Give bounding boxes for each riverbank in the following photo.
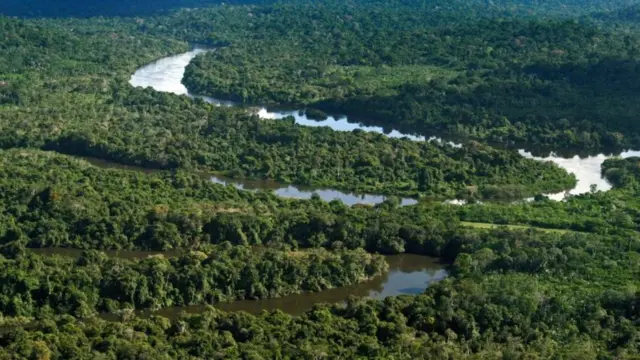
[128,48,581,204]
[14,247,447,321]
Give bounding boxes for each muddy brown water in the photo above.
[102,254,447,318]
[28,248,446,317]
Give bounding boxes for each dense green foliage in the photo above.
[0,1,639,359]
[0,245,386,317]
[1,148,639,358]
[602,157,640,188]
[0,149,488,260]
[2,0,638,18]
[1,228,638,358]
[0,17,575,200]
[181,3,640,150]
[0,149,457,253]
[0,0,269,17]
[444,156,640,239]
[591,3,640,25]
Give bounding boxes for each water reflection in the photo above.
[126,254,447,318]
[256,108,462,148]
[519,149,640,200]
[210,174,418,206]
[83,153,419,207]
[30,249,445,317]
[130,48,458,147]
[130,48,640,202]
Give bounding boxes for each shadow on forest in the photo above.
[312,56,640,157]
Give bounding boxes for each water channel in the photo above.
[128,48,438,206]
[31,247,446,317]
[130,48,640,204]
[72,48,636,317]
[13,47,630,323]
[150,254,447,317]
[519,149,640,201]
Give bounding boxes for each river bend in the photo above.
[130,48,640,204]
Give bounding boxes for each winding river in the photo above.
[154,254,447,317]
[20,48,629,321]
[130,48,422,206]
[130,48,640,205]
[33,247,446,317]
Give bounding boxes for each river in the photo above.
[519,149,640,201]
[149,254,446,317]
[30,247,446,317]
[130,48,640,204]
[82,157,419,206]
[15,48,621,322]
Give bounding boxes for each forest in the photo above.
[0,16,577,201]
[0,0,639,359]
[180,2,640,151]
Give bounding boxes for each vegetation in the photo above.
[1,146,639,358]
[0,0,271,17]
[446,156,640,238]
[591,3,640,26]
[459,221,573,234]
[0,148,545,253]
[0,16,575,200]
[0,0,639,359]
[0,244,386,317]
[1,227,638,358]
[180,3,640,151]
[2,0,638,18]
